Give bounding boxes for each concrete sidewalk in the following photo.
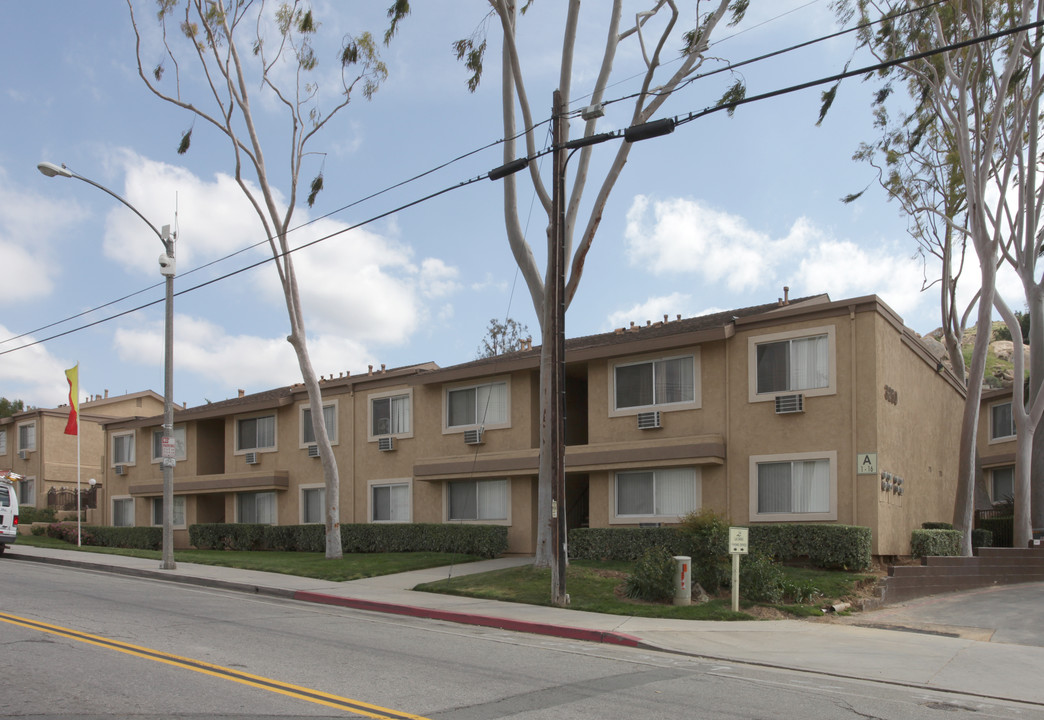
[7,544,1044,707]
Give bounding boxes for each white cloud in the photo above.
[0,325,78,407]
[624,196,813,291]
[606,292,693,330]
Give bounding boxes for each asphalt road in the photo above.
[2,561,1036,719]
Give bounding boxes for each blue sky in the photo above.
[0,2,1013,410]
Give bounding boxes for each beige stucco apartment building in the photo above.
[0,391,167,519]
[98,293,967,557]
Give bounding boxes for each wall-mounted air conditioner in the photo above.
[637,411,662,430]
[377,437,395,452]
[774,394,805,414]
[464,428,484,445]
[307,444,320,458]
[245,452,259,465]
[17,450,28,460]
[114,465,125,475]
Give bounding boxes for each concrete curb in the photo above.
[292,590,643,647]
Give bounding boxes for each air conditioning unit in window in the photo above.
[377,437,395,452]
[17,450,28,460]
[774,393,805,414]
[637,411,662,430]
[114,465,125,475]
[463,428,484,445]
[244,452,259,465]
[307,444,320,458]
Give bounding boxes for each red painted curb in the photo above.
[293,590,641,647]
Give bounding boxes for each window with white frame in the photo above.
[0,428,6,455]
[371,482,411,522]
[112,432,135,465]
[448,479,508,521]
[751,452,836,521]
[238,491,276,524]
[151,426,186,461]
[151,496,185,527]
[446,380,508,429]
[300,486,325,524]
[18,477,34,506]
[614,355,696,410]
[991,466,1014,503]
[237,415,276,452]
[990,402,1015,441]
[302,403,337,445]
[371,393,411,437]
[615,468,700,519]
[113,497,134,527]
[17,422,36,452]
[751,329,833,398]
[0,485,10,508]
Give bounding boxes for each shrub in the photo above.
[748,524,872,571]
[30,525,45,536]
[83,526,162,550]
[972,528,993,549]
[911,529,962,558]
[922,521,954,530]
[18,506,56,524]
[677,509,730,593]
[188,522,508,558]
[739,551,786,603]
[624,546,677,603]
[569,527,686,561]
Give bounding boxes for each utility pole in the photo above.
[550,89,568,606]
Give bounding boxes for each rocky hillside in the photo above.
[921,322,1029,389]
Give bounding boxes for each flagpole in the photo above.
[76,422,81,547]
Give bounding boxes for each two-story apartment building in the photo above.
[0,390,167,518]
[978,387,1018,505]
[101,293,967,556]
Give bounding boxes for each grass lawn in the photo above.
[15,534,480,582]
[414,559,878,621]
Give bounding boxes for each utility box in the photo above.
[673,555,691,606]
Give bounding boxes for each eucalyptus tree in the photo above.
[835,0,1043,550]
[447,0,751,567]
[128,0,394,559]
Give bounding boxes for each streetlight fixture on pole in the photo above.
[38,161,177,570]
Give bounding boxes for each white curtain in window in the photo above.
[477,383,508,425]
[172,496,186,526]
[0,429,6,454]
[256,491,276,524]
[389,483,410,521]
[617,471,654,515]
[19,424,35,451]
[114,498,134,527]
[114,435,134,464]
[790,335,828,391]
[654,468,698,515]
[476,479,507,520]
[655,357,694,405]
[792,459,830,512]
[390,395,411,434]
[256,416,276,448]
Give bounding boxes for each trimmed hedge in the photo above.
[189,522,508,558]
[972,528,994,549]
[911,529,962,558]
[44,523,161,550]
[570,523,873,572]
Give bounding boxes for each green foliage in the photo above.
[716,79,746,117]
[623,546,677,603]
[453,37,486,93]
[18,506,56,524]
[0,397,24,418]
[570,523,872,572]
[748,524,873,571]
[972,528,994,549]
[30,525,45,536]
[384,0,411,45]
[177,128,192,155]
[922,521,954,530]
[42,523,160,551]
[307,173,323,207]
[993,310,1030,344]
[189,522,508,558]
[677,509,730,592]
[739,551,786,603]
[477,317,531,358]
[911,529,962,558]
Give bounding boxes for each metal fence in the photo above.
[46,485,98,511]
[975,508,1014,548]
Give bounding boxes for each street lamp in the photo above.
[38,161,177,570]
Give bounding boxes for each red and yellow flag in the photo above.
[64,365,79,436]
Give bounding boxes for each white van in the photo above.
[0,479,18,554]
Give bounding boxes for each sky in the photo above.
[0,1,1024,411]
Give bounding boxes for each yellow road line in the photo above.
[0,611,430,719]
